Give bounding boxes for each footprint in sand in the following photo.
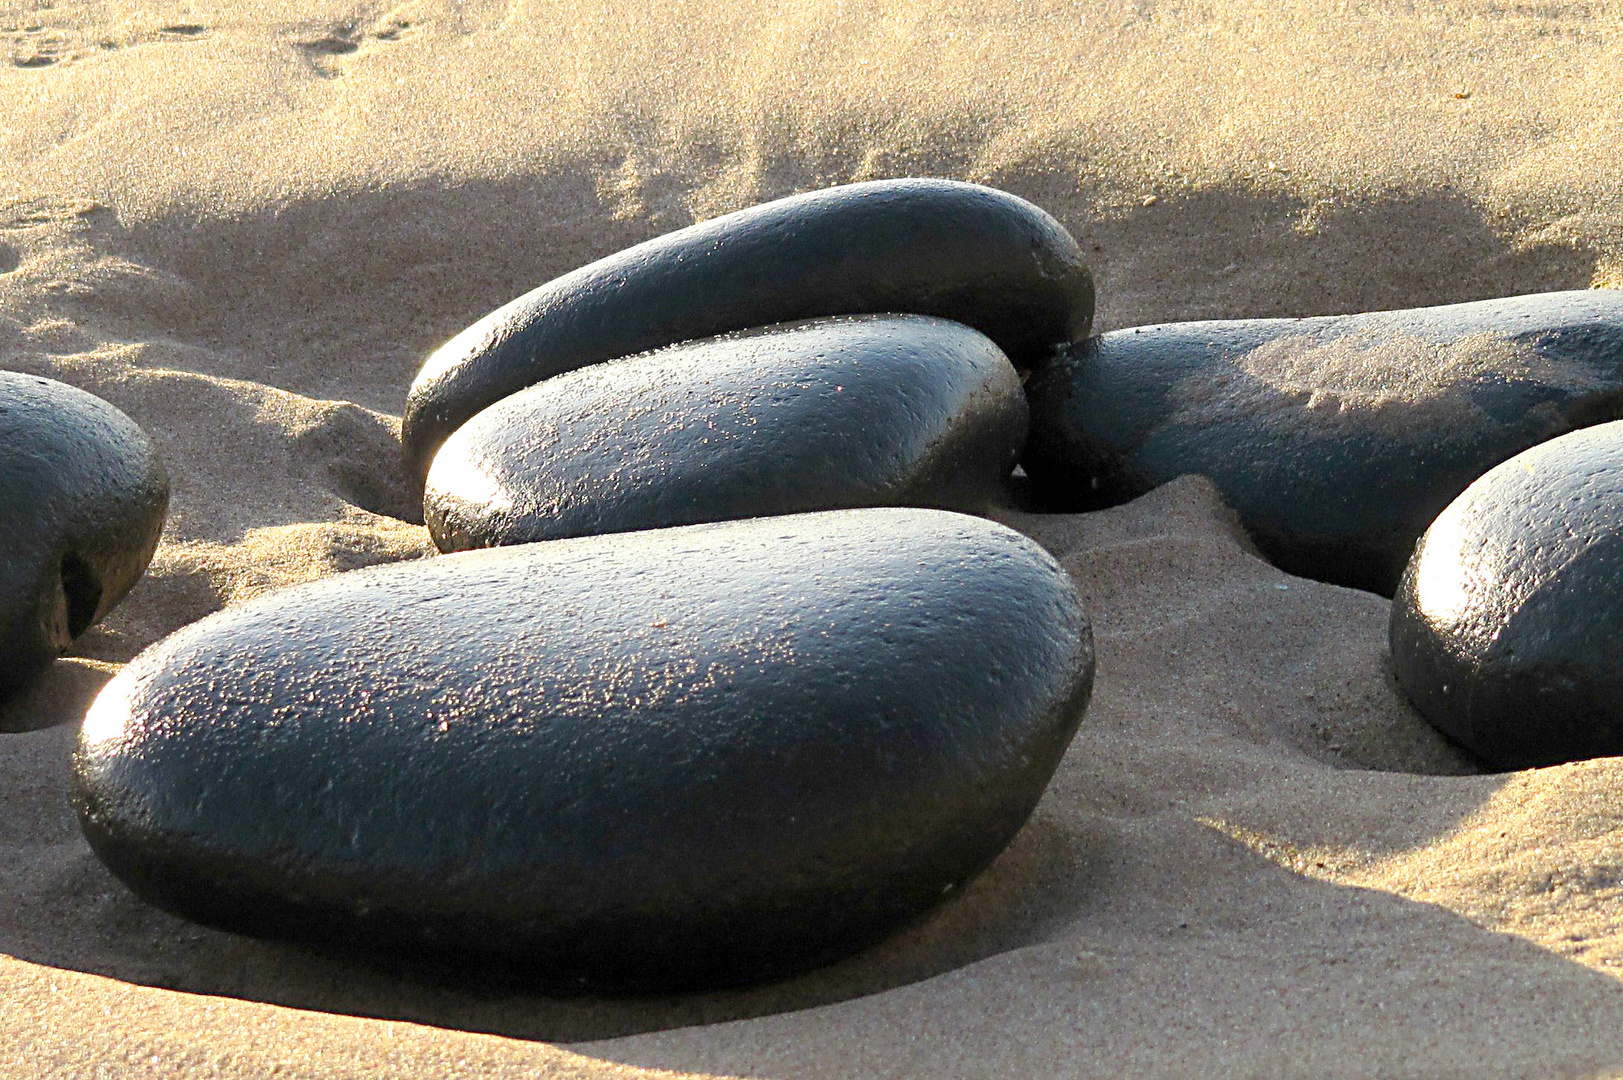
[8,30,62,68]
[297,29,360,57]
[294,15,415,77]
[0,200,115,268]
[6,20,206,67]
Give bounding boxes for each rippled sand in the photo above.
[4,0,1623,1075]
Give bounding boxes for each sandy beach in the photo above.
[4,0,1623,1075]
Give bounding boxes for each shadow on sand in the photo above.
[0,163,1618,1074]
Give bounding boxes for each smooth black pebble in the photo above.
[74,508,1095,990]
[0,372,168,699]
[1023,290,1623,594]
[402,178,1094,474]
[1391,420,1623,769]
[424,315,1028,552]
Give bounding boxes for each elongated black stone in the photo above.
[0,372,168,699]
[402,179,1094,474]
[424,315,1028,552]
[73,509,1094,991]
[1023,291,1623,594]
[1391,421,1623,769]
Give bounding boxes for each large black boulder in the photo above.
[74,508,1094,991]
[1023,290,1623,594]
[1391,420,1623,769]
[0,372,168,699]
[424,315,1028,552]
[402,178,1094,474]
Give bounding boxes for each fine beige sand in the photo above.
[5,0,1623,1075]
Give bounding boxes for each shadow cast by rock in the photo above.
[0,158,1612,1061]
[577,824,1623,1079]
[0,718,1109,1042]
[87,161,1601,420]
[0,658,114,734]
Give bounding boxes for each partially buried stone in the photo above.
[402,178,1094,474]
[73,508,1094,990]
[424,315,1028,552]
[1391,420,1623,770]
[1022,290,1623,594]
[0,372,168,700]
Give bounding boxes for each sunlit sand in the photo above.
[4,1,1623,1075]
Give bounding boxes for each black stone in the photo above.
[1023,291,1623,594]
[1391,421,1623,769]
[424,315,1028,552]
[74,508,1094,991]
[0,372,168,700]
[402,178,1094,475]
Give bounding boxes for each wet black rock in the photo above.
[0,372,169,700]
[1023,290,1623,594]
[402,178,1094,474]
[74,508,1094,990]
[424,315,1028,552]
[1391,421,1623,770]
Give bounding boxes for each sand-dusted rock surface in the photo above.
[0,371,168,699]
[424,316,1027,550]
[8,0,1623,1076]
[74,509,1094,991]
[1023,291,1623,594]
[401,178,1092,473]
[1393,420,1623,769]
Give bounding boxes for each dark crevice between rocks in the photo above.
[1562,387,1623,430]
[59,551,102,641]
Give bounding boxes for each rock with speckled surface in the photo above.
[1023,291,1623,594]
[424,315,1027,551]
[0,372,169,700]
[402,178,1094,474]
[1391,420,1623,769]
[73,508,1095,990]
